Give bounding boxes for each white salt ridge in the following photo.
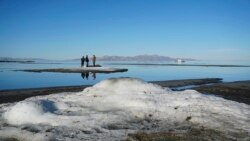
[24,67,128,73]
[60,67,126,71]
[0,78,250,141]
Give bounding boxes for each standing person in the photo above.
[86,55,89,67]
[92,55,96,67]
[81,56,85,67]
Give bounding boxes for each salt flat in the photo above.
[15,67,128,73]
[0,78,249,141]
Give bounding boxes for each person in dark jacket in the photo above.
[86,55,89,67]
[81,56,85,67]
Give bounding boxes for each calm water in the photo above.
[1,60,250,90]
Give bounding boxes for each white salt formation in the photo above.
[0,78,250,141]
[21,67,128,73]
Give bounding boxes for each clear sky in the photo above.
[0,0,249,60]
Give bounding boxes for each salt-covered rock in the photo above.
[0,78,249,140]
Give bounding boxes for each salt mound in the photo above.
[1,77,250,140]
[3,100,58,125]
[90,77,169,93]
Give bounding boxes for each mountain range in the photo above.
[1,55,195,62]
[75,55,195,61]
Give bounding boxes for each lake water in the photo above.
[1,60,250,90]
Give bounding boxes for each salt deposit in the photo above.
[0,77,249,141]
[19,67,128,73]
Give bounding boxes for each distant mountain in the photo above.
[98,55,172,61]
[1,55,196,62]
[72,55,195,61]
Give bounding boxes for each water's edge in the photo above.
[1,78,249,105]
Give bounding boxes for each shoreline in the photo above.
[108,63,250,67]
[0,78,249,104]
[194,80,250,104]
[0,78,221,104]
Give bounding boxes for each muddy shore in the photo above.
[0,78,249,105]
[194,80,250,104]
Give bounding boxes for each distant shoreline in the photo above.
[1,78,250,105]
[108,63,250,67]
[0,60,35,63]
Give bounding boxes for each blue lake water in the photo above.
[0,60,250,90]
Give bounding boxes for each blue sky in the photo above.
[0,0,249,60]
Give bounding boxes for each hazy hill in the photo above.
[1,55,196,62]
[73,55,195,61]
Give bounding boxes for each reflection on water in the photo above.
[1,60,250,90]
[92,73,96,80]
[80,72,97,80]
[81,72,88,80]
